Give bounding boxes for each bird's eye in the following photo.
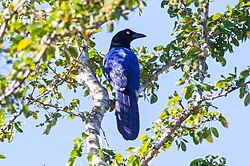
[126,31,130,35]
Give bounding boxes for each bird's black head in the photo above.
[109,29,146,50]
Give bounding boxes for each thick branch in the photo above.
[78,44,109,166]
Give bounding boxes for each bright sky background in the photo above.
[1,0,250,166]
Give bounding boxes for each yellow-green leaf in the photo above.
[212,13,222,21]
[205,134,213,143]
[138,134,148,141]
[38,87,45,94]
[17,39,31,51]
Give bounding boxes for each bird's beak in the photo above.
[132,32,146,40]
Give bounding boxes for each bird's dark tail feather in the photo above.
[115,90,139,141]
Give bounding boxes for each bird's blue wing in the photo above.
[104,48,128,91]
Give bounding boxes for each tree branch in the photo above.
[141,103,201,166]
[203,80,250,101]
[142,2,210,165]
[77,43,109,166]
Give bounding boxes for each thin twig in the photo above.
[203,80,250,101]
[100,127,109,148]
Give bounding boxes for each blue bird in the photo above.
[103,29,146,140]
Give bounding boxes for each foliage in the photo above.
[0,0,249,165]
[190,154,226,166]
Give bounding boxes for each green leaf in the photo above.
[150,93,158,104]
[43,123,52,135]
[32,112,38,120]
[82,132,88,140]
[180,141,186,151]
[23,105,30,118]
[231,37,239,47]
[244,93,250,106]
[0,154,6,159]
[68,46,78,58]
[114,153,123,163]
[185,84,196,100]
[240,69,249,79]
[239,86,246,99]
[66,157,76,166]
[219,114,229,128]
[154,45,163,51]
[87,153,93,162]
[190,158,203,166]
[161,0,167,8]
[212,13,222,21]
[211,127,219,138]
[223,20,233,28]
[162,141,172,151]
[14,123,23,133]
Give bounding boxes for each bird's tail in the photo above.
[115,90,139,140]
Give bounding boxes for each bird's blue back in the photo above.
[104,47,140,92]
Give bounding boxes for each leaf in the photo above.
[82,132,88,140]
[205,134,213,143]
[223,20,233,28]
[219,114,229,128]
[244,94,250,106]
[240,69,249,79]
[23,105,30,118]
[114,153,123,163]
[14,123,23,133]
[87,153,93,162]
[154,45,163,51]
[212,13,222,21]
[138,134,148,141]
[43,123,52,135]
[17,39,31,51]
[190,158,203,166]
[38,86,45,95]
[239,86,246,99]
[231,37,239,47]
[68,46,78,58]
[150,94,158,104]
[180,141,187,151]
[0,154,6,159]
[211,127,219,138]
[66,157,76,166]
[185,84,196,100]
[161,0,167,8]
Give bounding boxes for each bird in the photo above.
[103,29,146,140]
